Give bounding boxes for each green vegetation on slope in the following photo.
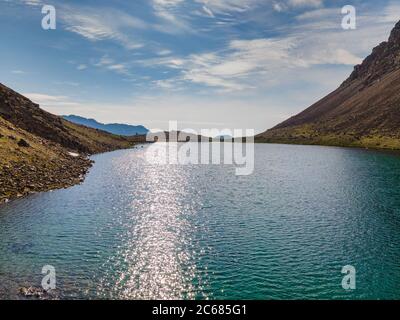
[61,119,134,154]
[256,123,400,150]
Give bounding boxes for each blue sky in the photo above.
[1,0,399,133]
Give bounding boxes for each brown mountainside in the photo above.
[256,20,400,149]
[0,83,141,202]
[0,83,135,154]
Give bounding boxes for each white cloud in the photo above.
[296,7,338,21]
[24,93,68,102]
[194,0,322,15]
[19,0,42,6]
[273,2,285,12]
[379,2,400,23]
[11,70,26,74]
[77,64,87,70]
[11,0,400,131]
[153,0,184,6]
[151,0,195,34]
[177,38,297,90]
[143,2,400,93]
[137,56,185,69]
[96,56,115,66]
[60,6,146,50]
[150,32,361,92]
[288,0,323,8]
[202,5,215,17]
[59,1,196,47]
[195,0,261,15]
[107,64,129,74]
[24,93,79,107]
[271,0,323,13]
[93,55,130,75]
[157,49,173,56]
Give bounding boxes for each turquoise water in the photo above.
[0,143,400,299]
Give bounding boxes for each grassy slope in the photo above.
[255,125,400,150]
[0,116,60,167]
[0,116,89,201]
[256,21,400,150]
[256,67,400,151]
[256,69,400,150]
[61,119,134,154]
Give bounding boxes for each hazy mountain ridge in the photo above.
[63,115,149,136]
[256,20,400,150]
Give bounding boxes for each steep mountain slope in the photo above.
[0,84,134,154]
[63,115,148,136]
[256,20,400,149]
[0,83,139,202]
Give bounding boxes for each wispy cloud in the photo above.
[288,0,323,8]
[19,0,42,6]
[107,64,129,74]
[272,0,324,12]
[194,0,259,14]
[179,38,295,91]
[201,5,215,17]
[151,0,195,33]
[143,2,400,92]
[157,49,173,56]
[5,0,400,132]
[380,2,400,23]
[150,33,360,91]
[93,55,130,75]
[24,93,79,107]
[60,6,146,50]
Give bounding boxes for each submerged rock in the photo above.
[19,287,46,298]
[18,286,59,300]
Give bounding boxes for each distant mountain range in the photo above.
[256,20,400,150]
[63,115,149,136]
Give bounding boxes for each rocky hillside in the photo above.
[256,20,400,150]
[0,84,136,154]
[0,83,140,202]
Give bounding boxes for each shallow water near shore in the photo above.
[1,143,400,299]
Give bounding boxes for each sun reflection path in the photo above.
[98,144,205,300]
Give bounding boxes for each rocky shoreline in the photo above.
[0,152,93,204]
[1,83,146,205]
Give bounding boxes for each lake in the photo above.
[1,143,400,299]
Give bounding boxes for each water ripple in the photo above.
[0,144,400,299]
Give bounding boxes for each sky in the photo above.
[0,0,400,133]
